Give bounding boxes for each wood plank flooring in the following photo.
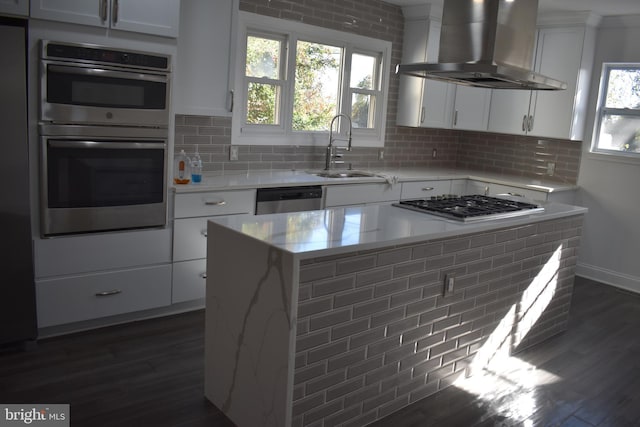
[1,277,639,427]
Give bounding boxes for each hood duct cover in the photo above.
[396,0,567,90]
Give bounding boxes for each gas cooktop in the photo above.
[392,195,544,222]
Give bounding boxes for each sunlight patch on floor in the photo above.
[454,244,565,424]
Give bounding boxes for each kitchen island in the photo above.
[204,202,586,427]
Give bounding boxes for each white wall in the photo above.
[576,15,640,292]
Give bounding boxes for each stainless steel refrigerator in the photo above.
[0,17,37,346]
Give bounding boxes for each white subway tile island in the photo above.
[204,202,586,427]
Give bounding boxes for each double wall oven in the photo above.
[39,40,171,236]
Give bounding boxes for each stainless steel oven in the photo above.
[40,40,170,127]
[40,125,168,236]
[38,40,171,237]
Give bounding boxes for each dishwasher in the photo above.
[255,186,324,214]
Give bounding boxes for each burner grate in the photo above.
[393,195,544,222]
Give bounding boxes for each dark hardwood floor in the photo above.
[1,277,639,427]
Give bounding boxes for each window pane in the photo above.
[246,36,281,79]
[605,69,640,109]
[351,93,374,128]
[598,114,640,153]
[351,53,377,90]
[293,41,342,131]
[247,82,280,125]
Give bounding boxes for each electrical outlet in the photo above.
[443,273,455,296]
[378,149,384,160]
[547,162,555,176]
[230,146,239,161]
[432,148,437,159]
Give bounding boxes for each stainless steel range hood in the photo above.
[396,0,567,90]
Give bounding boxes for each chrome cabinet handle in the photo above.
[201,230,208,238]
[421,187,435,192]
[484,186,490,196]
[204,200,226,206]
[200,273,207,279]
[522,115,527,132]
[420,107,426,124]
[95,289,122,297]
[228,90,234,112]
[453,110,458,126]
[100,0,108,22]
[112,0,119,24]
[528,115,534,132]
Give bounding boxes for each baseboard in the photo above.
[576,262,640,294]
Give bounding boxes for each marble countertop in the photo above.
[174,167,578,194]
[209,201,587,259]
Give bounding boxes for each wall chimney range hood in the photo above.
[396,0,567,90]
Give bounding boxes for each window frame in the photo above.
[231,11,391,148]
[591,62,640,159]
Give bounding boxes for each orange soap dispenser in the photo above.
[173,149,191,185]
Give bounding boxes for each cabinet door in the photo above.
[529,27,585,139]
[30,0,108,28]
[172,259,207,304]
[174,0,234,115]
[396,17,428,127]
[420,80,455,129]
[0,0,29,16]
[112,0,180,38]
[487,89,532,135]
[324,183,401,207]
[453,86,491,131]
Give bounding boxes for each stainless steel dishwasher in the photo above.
[255,186,324,214]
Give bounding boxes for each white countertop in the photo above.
[173,167,577,194]
[209,201,587,259]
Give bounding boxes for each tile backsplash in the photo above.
[174,115,581,184]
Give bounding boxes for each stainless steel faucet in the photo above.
[325,114,352,170]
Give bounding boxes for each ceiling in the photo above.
[383,0,640,17]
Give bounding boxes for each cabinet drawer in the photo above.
[35,227,171,278]
[466,181,547,202]
[36,264,172,328]
[174,190,256,218]
[324,183,401,207]
[173,217,218,261]
[400,180,452,200]
[172,259,207,304]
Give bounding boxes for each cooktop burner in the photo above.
[392,195,544,222]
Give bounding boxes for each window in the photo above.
[592,64,640,156]
[232,12,391,147]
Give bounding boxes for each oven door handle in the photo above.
[48,141,167,150]
[46,64,168,83]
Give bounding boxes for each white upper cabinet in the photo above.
[452,85,492,131]
[397,4,490,132]
[488,13,599,140]
[396,4,455,129]
[30,0,180,38]
[173,0,236,116]
[0,0,29,17]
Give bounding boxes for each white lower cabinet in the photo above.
[324,183,402,207]
[465,180,548,202]
[172,189,256,304]
[36,264,172,328]
[400,180,452,200]
[172,259,207,304]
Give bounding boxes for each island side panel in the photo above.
[292,215,584,427]
[205,221,298,427]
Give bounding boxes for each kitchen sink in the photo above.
[312,170,377,178]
